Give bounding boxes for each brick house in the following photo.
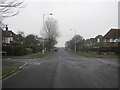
[103,28,120,47]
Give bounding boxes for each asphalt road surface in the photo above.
[2,48,118,88]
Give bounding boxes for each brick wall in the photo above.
[102,42,119,47]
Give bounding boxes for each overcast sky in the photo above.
[4,0,119,47]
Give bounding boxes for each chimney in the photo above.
[6,25,8,31]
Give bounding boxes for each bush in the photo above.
[78,47,120,55]
[2,44,43,56]
[2,45,26,56]
[2,45,14,56]
[14,46,26,56]
[30,45,42,53]
[25,48,33,54]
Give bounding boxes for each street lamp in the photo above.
[42,13,53,54]
[70,29,76,52]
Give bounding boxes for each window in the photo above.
[104,39,106,42]
[10,33,12,36]
[97,38,100,42]
[110,38,114,42]
[114,38,118,42]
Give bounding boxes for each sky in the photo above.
[4,0,119,47]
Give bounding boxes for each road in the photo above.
[2,48,118,88]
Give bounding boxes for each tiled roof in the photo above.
[104,29,120,38]
[2,30,16,37]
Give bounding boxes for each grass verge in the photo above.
[111,55,120,58]
[33,51,54,58]
[2,63,19,79]
[2,51,54,59]
[76,52,96,57]
[70,50,119,58]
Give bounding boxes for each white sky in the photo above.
[4,0,119,47]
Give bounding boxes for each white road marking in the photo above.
[19,63,28,69]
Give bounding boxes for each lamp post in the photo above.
[70,29,76,52]
[42,13,53,54]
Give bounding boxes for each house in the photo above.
[2,25,14,44]
[85,35,103,48]
[2,25,24,45]
[103,28,120,47]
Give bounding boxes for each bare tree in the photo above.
[41,18,60,51]
[0,0,24,28]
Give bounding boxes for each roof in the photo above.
[2,30,16,37]
[104,29,120,38]
[14,34,24,41]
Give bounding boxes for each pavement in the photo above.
[2,48,118,88]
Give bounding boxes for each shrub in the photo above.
[2,45,14,56]
[2,44,43,56]
[14,46,26,56]
[30,45,42,53]
[78,47,119,55]
[25,48,33,54]
[2,45,26,56]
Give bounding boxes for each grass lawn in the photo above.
[2,63,19,79]
[33,51,53,58]
[76,52,97,57]
[111,55,120,58]
[2,51,54,59]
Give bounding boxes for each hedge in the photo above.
[78,47,120,54]
[2,44,43,56]
[2,45,26,56]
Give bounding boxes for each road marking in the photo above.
[34,63,41,65]
[19,63,28,69]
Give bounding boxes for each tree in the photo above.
[0,0,24,28]
[24,34,39,46]
[41,18,60,51]
[65,34,84,51]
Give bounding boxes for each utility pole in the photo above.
[75,29,76,52]
[70,29,77,52]
[42,13,53,54]
[42,14,45,54]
